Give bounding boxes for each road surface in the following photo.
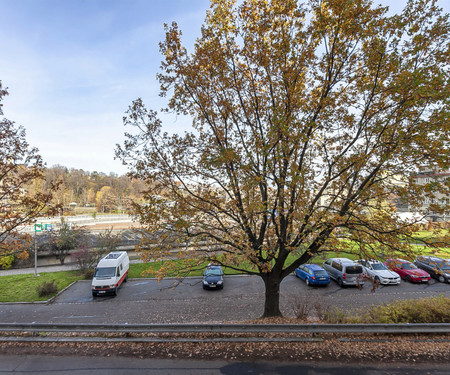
[0,274,448,323]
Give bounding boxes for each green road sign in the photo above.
[34,224,43,232]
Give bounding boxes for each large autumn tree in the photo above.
[117,0,449,317]
[0,81,58,265]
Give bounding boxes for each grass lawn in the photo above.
[128,259,245,279]
[0,271,84,303]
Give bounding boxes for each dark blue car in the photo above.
[202,265,224,290]
[295,264,330,286]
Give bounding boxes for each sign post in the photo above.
[34,223,43,276]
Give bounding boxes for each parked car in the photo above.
[295,264,330,286]
[202,265,224,290]
[91,251,129,297]
[414,256,450,283]
[322,258,365,287]
[384,259,430,283]
[355,259,400,285]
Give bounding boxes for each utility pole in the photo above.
[34,223,42,276]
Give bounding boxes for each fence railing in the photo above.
[1,322,449,334]
[18,215,135,233]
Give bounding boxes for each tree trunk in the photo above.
[262,273,282,318]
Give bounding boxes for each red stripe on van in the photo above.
[115,270,129,287]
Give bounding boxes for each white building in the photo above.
[413,168,450,222]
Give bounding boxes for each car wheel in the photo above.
[124,274,128,283]
[438,275,445,283]
[305,278,310,286]
[92,292,97,298]
[374,276,380,284]
[113,288,118,296]
[337,278,343,287]
[406,275,411,283]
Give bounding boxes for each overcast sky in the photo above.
[0,0,448,175]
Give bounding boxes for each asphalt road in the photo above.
[1,355,449,375]
[1,274,449,323]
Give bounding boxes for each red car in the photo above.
[384,259,431,283]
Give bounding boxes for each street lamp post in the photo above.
[34,223,42,276]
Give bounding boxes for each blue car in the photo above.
[295,264,330,286]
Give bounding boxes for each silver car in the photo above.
[322,257,365,287]
[355,259,400,285]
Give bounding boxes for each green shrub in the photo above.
[317,296,450,324]
[361,295,450,323]
[36,281,58,297]
[0,254,15,270]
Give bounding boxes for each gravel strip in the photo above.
[0,333,448,363]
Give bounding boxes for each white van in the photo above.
[91,251,129,297]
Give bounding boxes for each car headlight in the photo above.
[110,284,116,288]
[203,280,208,285]
[217,281,223,285]
[411,275,419,278]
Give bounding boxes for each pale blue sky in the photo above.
[0,0,448,175]
[0,0,210,174]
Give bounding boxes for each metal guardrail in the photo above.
[1,322,449,334]
[1,323,449,344]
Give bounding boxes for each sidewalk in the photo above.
[0,263,78,277]
[0,258,143,277]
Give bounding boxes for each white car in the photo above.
[356,259,401,285]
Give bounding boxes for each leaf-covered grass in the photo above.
[128,259,244,278]
[0,271,83,303]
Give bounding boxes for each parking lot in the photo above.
[1,274,448,324]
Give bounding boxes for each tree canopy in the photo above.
[0,81,59,264]
[117,0,449,317]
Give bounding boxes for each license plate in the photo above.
[209,285,216,288]
[320,278,326,280]
[99,291,106,294]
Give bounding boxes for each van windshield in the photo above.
[94,267,116,278]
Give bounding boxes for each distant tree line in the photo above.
[28,165,147,214]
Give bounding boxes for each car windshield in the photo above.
[402,263,417,270]
[345,266,362,274]
[437,261,450,271]
[94,267,116,278]
[205,268,222,276]
[314,270,328,277]
[371,263,388,271]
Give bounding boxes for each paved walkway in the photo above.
[0,258,143,277]
[0,264,78,276]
